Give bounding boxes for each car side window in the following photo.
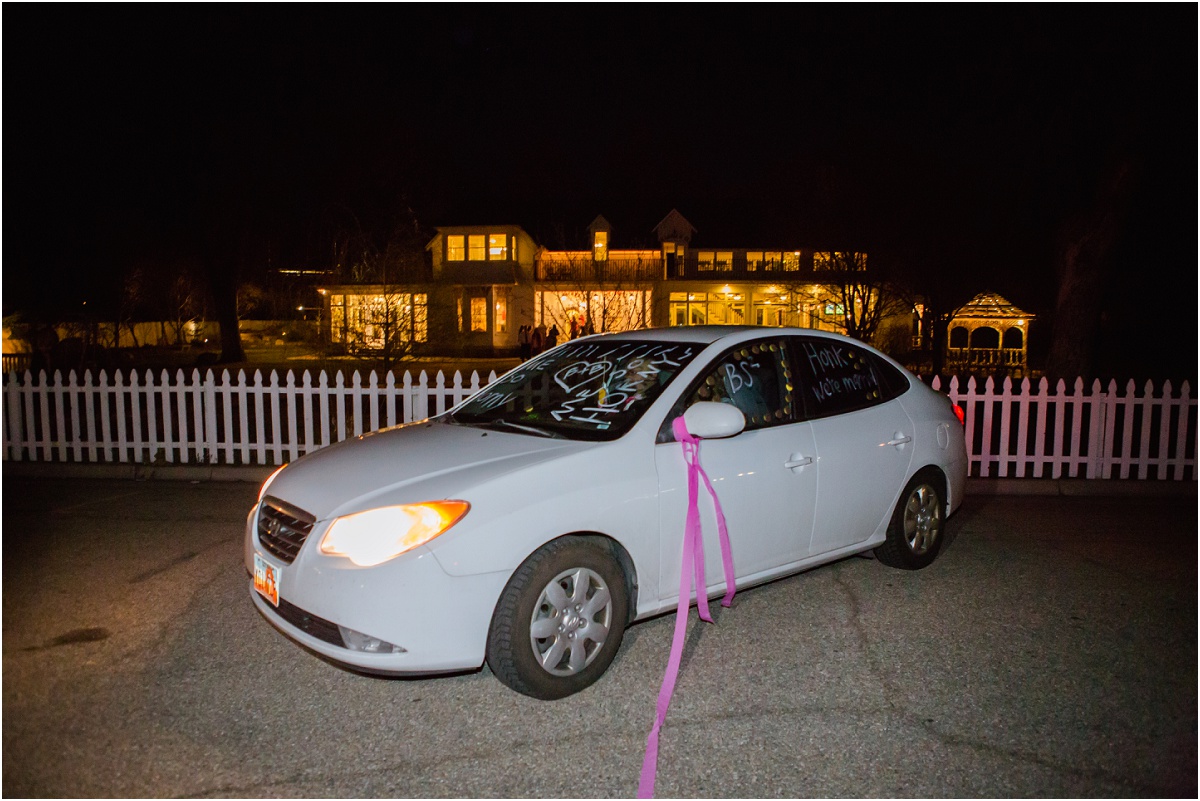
[658,339,795,442]
[790,336,908,419]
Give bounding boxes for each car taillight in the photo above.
[952,404,966,426]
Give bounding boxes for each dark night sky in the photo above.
[3,4,1196,376]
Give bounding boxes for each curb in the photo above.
[967,477,1196,498]
[2,461,1195,497]
[2,461,276,484]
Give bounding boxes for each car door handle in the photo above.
[886,434,912,447]
[784,455,813,470]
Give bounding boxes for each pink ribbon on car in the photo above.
[638,416,737,798]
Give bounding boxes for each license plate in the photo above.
[253,553,280,607]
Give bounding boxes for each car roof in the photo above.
[580,325,861,347]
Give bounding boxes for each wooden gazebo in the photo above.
[946,292,1035,377]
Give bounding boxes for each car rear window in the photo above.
[791,336,910,419]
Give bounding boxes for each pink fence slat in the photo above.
[5,370,24,460]
[367,372,380,433]
[175,369,191,464]
[1155,381,1174,480]
[1134,380,1154,480]
[334,371,348,442]
[1032,378,1049,478]
[1171,381,1193,480]
[97,371,113,462]
[402,371,415,424]
[82,366,99,455]
[997,378,1015,478]
[349,371,364,438]
[317,371,331,449]
[979,377,996,477]
[51,371,68,462]
[284,371,299,463]
[300,371,315,456]
[68,371,83,462]
[385,371,397,428]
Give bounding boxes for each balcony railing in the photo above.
[534,258,663,283]
[946,347,1027,368]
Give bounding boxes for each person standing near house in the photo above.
[531,323,546,356]
[518,325,531,361]
[546,325,559,350]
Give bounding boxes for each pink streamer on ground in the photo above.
[637,417,737,798]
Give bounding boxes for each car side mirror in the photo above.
[682,402,746,439]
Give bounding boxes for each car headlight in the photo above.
[319,501,470,567]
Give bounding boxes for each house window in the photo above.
[470,297,488,331]
[669,291,745,327]
[495,295,508,333]
[489,233,508,261]
[782,252,800,271]
[715,251,733,272]
[763,252,782,271]
[697,252,715,271]
[594,231,608,262]
[468,235,486,261]
[330,294,345,342]
[447,235,465,261]
[334,292,427,348]
[746,252,763,271]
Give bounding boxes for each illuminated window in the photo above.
[489,233,508,260]
[764,252,782,271]
[697,251,715,271]
[334,293,427,347]
[330,294,345,343]
[716,252,733,271]
[746,252,763,271]
[468,235,486,261]
[668,291,745,327]
[782,252,799,271]
[470,297,487,331]
[495,295,508,333]
[593,231,608,262]
[447,235,465,261]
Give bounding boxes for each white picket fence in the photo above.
[2,369,1196,480]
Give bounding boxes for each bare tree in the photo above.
[788,251,912,347]
[330,205,430,371]
[534,250,655,338]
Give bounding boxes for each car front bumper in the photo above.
[245,508,510,675]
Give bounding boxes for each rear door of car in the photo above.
[789,335,915,556]
[654,337,819,598]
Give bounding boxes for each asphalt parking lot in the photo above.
[2,476,1196,798]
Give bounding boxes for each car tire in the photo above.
[874,469,945,570]
[486,537,629,700]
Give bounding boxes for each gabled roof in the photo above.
[953,292,1035,320]
[652,209,697,243]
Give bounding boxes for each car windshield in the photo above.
[447,339,702,441]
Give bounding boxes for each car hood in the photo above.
[262,420,591,521]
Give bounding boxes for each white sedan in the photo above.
[245,326,967,699]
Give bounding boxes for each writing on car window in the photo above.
[451,340,699,441]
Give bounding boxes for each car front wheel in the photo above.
[874,470,945,570]
[487,537,629,700]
